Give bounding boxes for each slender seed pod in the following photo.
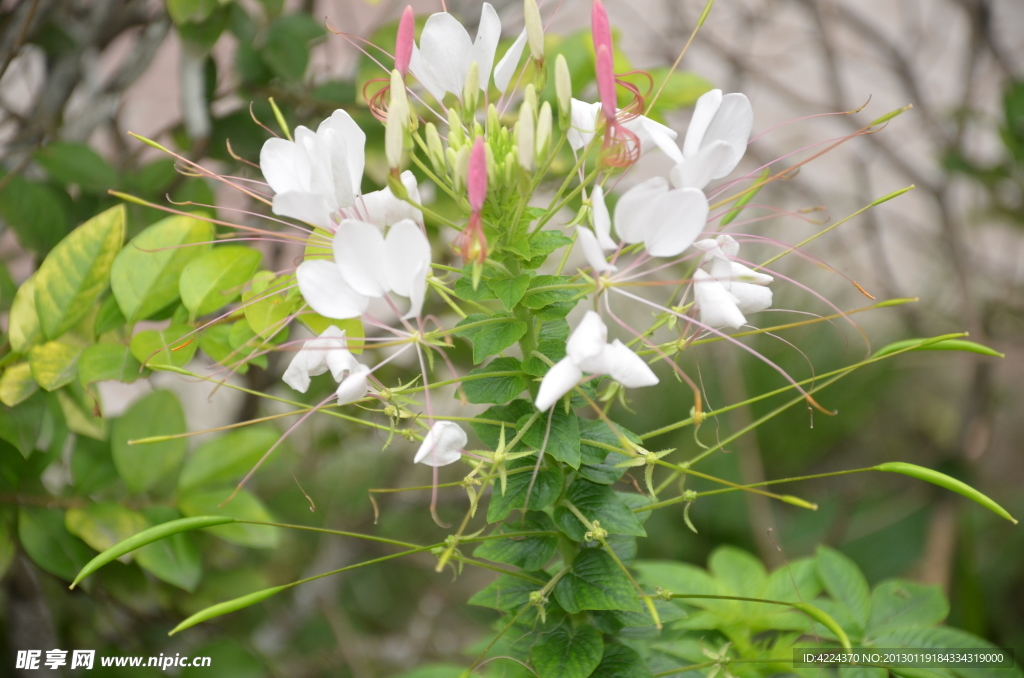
[875,462,1018,523]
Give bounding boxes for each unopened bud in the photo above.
[517,101,535,171]
[447,147,460,184]
[595,44,616,122]
[385,99,406,169]
[387,170,409,199]
[454,144,471,192]
[486,103,500,140]
[463,60,480,113]
[389,69,410,122]
[524,0,544,62]
[425,122,446,174]
[536,101,552,160]
[484,143,497,190]
[448,108,464,150]
[504,150,516,184]
[395,6,415,77]
[468,137,487,213]
[555,54,571,123]
[523,84,538,123]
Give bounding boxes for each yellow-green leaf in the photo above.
[0,363,39,407]
[34,205,125,339]
[9,273,42,352]
[179,245,262,318]
[130,324,198,368]
[177,487,280,548]
[28,340,83,391]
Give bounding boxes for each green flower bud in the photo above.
[486,103,501,140]
[454,144,471,192]
[463,60,480,114]
[448,108,464,150]
[385,100,406,170]
[536,100,552,162]
[517,101,535,171]
[425,122,446,175]
[555,54,571,124]
[524,0,544,61]
[523,84,538,123]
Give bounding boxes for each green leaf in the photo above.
[473,511,557,571]
[468,571,550,611]
[554,548,641,613]
[762,557,822,604]
[454,267,498,302]
[0,176,72,255]
[56,385,107,440]
[519,408,581,468]
[111,214,214,322]
[178,426,280,491]
[530,622,603,678]
[178,487,280,548]
[111,390,188,493]
[868,627,1019,678]
[0,391,46,457]
[875,462,1016,523]
[525,231,574,269]
[0,520,14,580]
[462,357,529,405]
[817,546,872,633]
[28,340,83,391]
[579,417,640,465]
[135,507,203,592]
[65,503,149,554]
[866,580,948,637]
[180,245,262,318]
[720,168,769,226]
[590,644,653,678]
[522,338,567,377]
[71,437,118,494]
[78,343,144,385]
[522,275,578,309]
[166,0,218,23]
[34,205,125,340]
[296,314,364,352]
[35,142,118,193]
[241,272,294,338]
[70,514,231,588]
[554,480,646,541]
[130,324,198,368]
[0,363,40,408]
[645,68,714,120]
[9,273,42,352]
[487,458,564,522]
[709,545,768,597]
[872,338,1004,358]
[471,399,534,452]
[488,274,532,311]
[94,295,127,335]
[454,313,528,364]
[260,13,326,81]
[18,507,94,582]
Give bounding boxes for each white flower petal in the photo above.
[271,191,334,230]
[567,99,601,151]
[590,185,615,250]
[624,115,683,163]
[334,219,389,297]
[414,421,467,466]
[702,92,752,174]
[384,219,431,299]
[730,281,773,316]
[603,340,659,388]
[576,226,617,273]
[493,29,527,93]
[282,325,348,392]
[682,88,722,158]
[643,187,710,258]
[402,260,428,320]
[356,171,422,227]
[471,3,502,91]
[409,44,445,103]
[613,176,669,245]
[694,268,746,329]
[534,357,583,411]
[260,137,309,195]
[317,109,366,199]
[296,260,369,320]
[296,127,336,211]
[726,261,773,286]
[566,310,608,366]
[417,12,474,100]
[335,364,370,406]
[670,140,735,189]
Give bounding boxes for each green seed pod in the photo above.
[792,603,852,650]
[170,585,288,635]
[875,462,1017,523]
[71,516,235,589]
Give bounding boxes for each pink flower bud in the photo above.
[591,0,612,56]
[395,6,415,77]
[596,45,616,122]
[468,137,487,213]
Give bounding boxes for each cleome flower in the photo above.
[296,218,432,321]
[535,311,658,411]
[670,89,753,190]
[567,98,683,163]
[692,235,773,329]
[414,421,468,467]
[408,3,504,103]
[282,326,371,405]
[260,109,422,230]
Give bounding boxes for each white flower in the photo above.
[283,327,367,404]
[261,110,422,231]
[567,99,683,163]
[612,177,709,258]
[409,4,502,103]
[296,218,431,321]
[494,29,528,93]
[670,89,753,190]
[575,185,618,273]
[535,311,658,411]
[692,235,773,329]
[414,421,467,467]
